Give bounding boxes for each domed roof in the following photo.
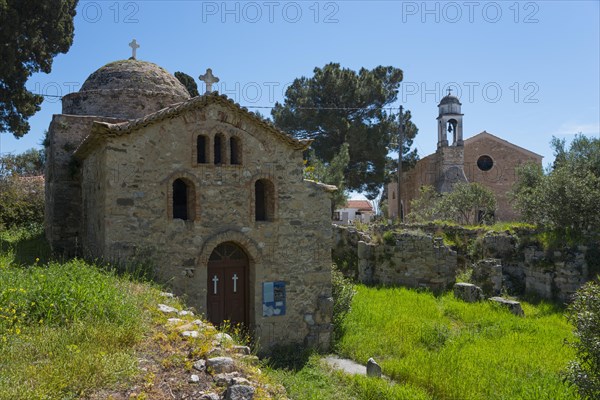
[438,94,461,106]
[81,59,190,99]
[62,59,192,119]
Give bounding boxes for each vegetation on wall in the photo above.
[512,135,600,240]
[565,279,600,398]
[0,148,46,229]
[331,265,355,344]
[406,183,497,225]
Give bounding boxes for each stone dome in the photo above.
[438,94,461,106]
[80,60,190,97]
[438,94,462,116]
[62,59,191,120]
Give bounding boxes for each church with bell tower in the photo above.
[388,91,543,222]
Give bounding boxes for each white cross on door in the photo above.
[212,275,219,294]
[232,273,238,293]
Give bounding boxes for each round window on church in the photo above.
[477,155,494,172]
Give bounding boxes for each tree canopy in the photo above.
[512,135,600,237]
[304,142,350,212]
[407,183,497,225]
[272,63,418,199]
[174,71,200,97]
[0,148,45,229]
[0,0,78,138]
[0,147,45,178]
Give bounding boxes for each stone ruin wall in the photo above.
[333,225,457,293]
[333,224,595,302]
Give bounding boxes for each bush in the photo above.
[0,175,44,229]
[331,265,355,343]
[565,280,600,398]
[407,183,497,225]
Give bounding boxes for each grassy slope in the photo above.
[0,228,169,399]
[335,285,578,400]
[0,227,286,399]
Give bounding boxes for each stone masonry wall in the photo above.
[45,114,125,255]
[334,225,457,292]
[334,223,593,302]
[79,102,333,351]
[464,134,541,221]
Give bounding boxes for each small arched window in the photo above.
[230,136,242,165]
[214,133,225,165]
[197,135,209,164]
[172,178,195,220]
[255,179,275,222]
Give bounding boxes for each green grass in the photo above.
[266,355,431,400]
[335,285,579,400]
[0,227,177,399]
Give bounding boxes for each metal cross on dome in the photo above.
[447,87,453,96]
[129,39,140,60]
[200,68,219,94]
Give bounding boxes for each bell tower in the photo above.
[435,89,468,192]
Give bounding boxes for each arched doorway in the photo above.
[207,242,248,326]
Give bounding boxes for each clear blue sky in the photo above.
[1,1,599,176]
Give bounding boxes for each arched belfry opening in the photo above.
[207,242,249,326]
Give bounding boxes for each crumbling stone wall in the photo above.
[334,224,594,302]
[334,226,457,292]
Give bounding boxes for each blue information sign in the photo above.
[262,281,286,317]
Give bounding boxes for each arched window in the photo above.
[230,136,242,165]
[172,178,195,220]
[197,135,209,164]
[255,179,275,221]
[214,133,225,165]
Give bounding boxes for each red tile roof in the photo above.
[345,200,373,212]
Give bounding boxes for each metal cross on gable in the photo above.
[199,68,219,94]
[129,39,140,60]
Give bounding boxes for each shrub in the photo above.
[382,230,396,245]
[331,265,355,344]
[0,175,44,229]
[565,280,600,398]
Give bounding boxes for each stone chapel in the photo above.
[44,56,334,351]
[388,93,543,221]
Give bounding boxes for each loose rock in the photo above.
[366,358,382,378]
[198,393,220,400]
[207,356,235,374]
[214,333,233,343]
[225,384,255,400]
[453,282,485,303]
[181,330,199,338]
[158,304,178,314]
[193,359,206,372]
[232,345,251,355]
[489,297,525,316]
[214,372,242,386]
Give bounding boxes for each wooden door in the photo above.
[207,242,248,326]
